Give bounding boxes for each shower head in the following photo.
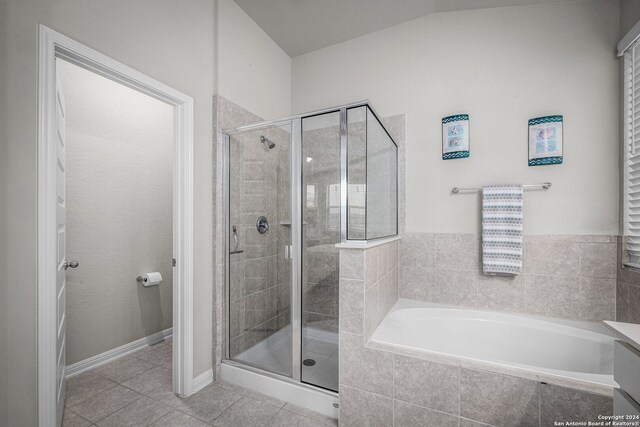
[260,135,276,149]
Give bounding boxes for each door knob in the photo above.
[64,260,79,270]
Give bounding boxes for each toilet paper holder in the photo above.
[136,272,162,286]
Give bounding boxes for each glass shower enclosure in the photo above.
[223,102,398,394]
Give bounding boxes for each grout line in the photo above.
[210,395,243,425]
[391,396,460,418]
[459,417,495,427]
[85,390,145,424]
[63,407,93,425]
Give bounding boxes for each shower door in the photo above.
[300,112,341,392]
[227,122,294,378]
[225,111,342,393]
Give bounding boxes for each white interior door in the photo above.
[39,28,195,426]
[55,59,67,427]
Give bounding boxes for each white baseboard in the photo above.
[192,368,213,394]
[65,328,173,378]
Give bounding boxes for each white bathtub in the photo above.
[370,299,618,394]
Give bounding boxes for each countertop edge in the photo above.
[604,320,640,351]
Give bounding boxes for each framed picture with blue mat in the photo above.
[442,114,469,160]
[528,115,563,166]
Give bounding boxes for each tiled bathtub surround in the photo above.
[399,233,617,322]
[616,237,640,324]
[338,236,612,426]
[339,349,612,427]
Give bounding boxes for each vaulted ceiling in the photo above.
[234,0,574,57]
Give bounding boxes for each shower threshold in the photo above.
[221,325,339,419]
[220,360,339,419]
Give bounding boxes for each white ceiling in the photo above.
[234,0,572,57]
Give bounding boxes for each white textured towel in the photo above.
[482,185,523,275]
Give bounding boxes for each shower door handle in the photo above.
[284,245,292,260]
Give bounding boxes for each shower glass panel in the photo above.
[228,123,292,377]
[346,107,367,239]
[346,106,398,240]
[301,111,341,391]
[365,108,398,239]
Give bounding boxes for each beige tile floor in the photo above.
[63,339,338,426]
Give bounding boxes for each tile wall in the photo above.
[227,124,291,357]
[399,233,618,322]
[213,96,265,375]
[338,237,614,427]
[339,240,399,339]
[339,349,612,427]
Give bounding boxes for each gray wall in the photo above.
[621,0,640,36]
[0,0,8,423]
[293,0,621,236]
[216,0,291,121]
[0,0,215,423]
[60,60,174,365]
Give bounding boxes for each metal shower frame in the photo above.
[221,100,399,393]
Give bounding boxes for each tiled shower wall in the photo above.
[213,95,264,376]
[399,233,618,322]
[227,124,292,357]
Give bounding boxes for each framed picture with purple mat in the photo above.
[528,115,563,166]
[442,114,469,160]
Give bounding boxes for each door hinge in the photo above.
[172,258,176,267]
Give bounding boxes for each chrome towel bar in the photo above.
[451,182,552,194]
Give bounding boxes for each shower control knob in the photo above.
[256,216,270,234]
[63,260,79,270]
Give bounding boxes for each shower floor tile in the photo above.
[62,337,337,426]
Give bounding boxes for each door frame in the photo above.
[37,25,194,425]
